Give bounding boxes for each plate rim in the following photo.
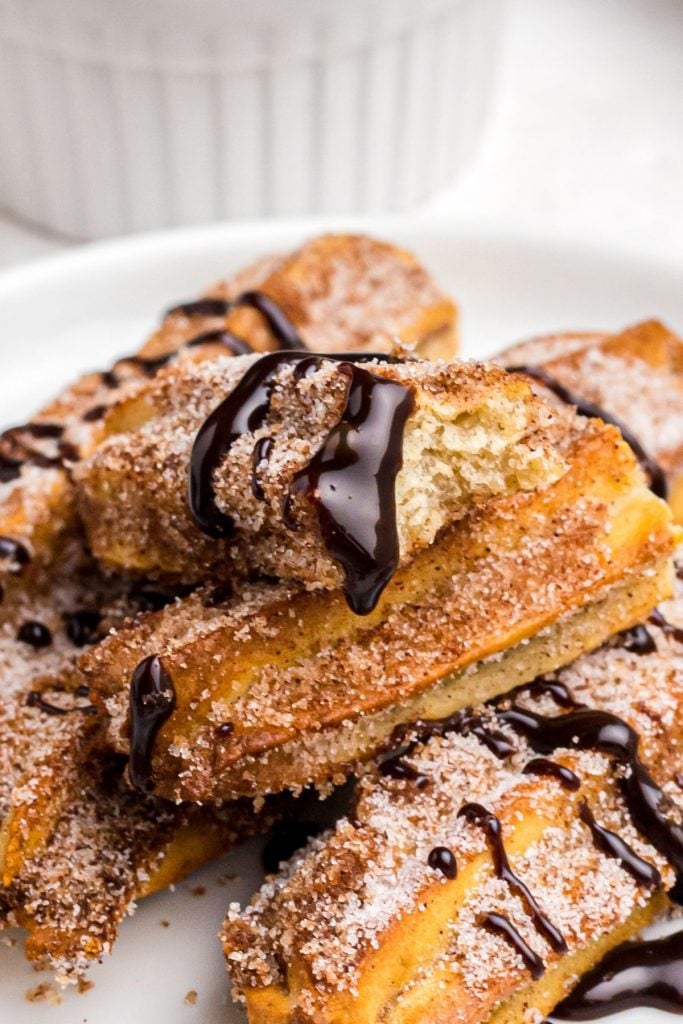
[0,214,681,304]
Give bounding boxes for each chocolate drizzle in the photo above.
[381,708,517,771]
[251,436,273,500]
[617,623,657,656]
[378,757,430,788]
[64,609,102,647]
[189,351,304,538]
[110,326,256,385]
[93,288,301,398]
[523,757,581,791]
[287,362,415,614]
[0,536,30,566]
[496,704,683,895]
[232,291,306,350]
[128,581,187,613]
[167,289,304,349]
[578,801,662,889]
[0,422,77,482]
[189,350,413,615]
[166,297,233,319]
[17,620,52,648]
[514,676,579,709]
[552,929,683,1019]
[458,802,567,953]
[26,689,97,717]
[649,608,683,646]
[481,912,545,980]
[262,820,322,875]
[82,404,107,423]
[185,328,253,356]
[427,845,457,879]
[506,364,668,499]
[128,655,175,793]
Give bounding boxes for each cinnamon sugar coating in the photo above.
[81,415,675,801]
[498,319,683,520]
[75,356,565,589]
[221,571,683,1023]
[0,233,456,608]
[0,544,273,981]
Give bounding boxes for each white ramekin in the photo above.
[0,0,504,240]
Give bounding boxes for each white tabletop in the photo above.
[0,0,681,270]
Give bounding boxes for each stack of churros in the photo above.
[1,233,682,1023]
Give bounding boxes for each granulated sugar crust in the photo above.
[222,569,683,1020]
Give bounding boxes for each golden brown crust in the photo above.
[81,417,675,801]
[0,540,273,981]
[74,357,564,587]
[498,319,683,520]
[222,573,683,1023]
[205,233,457,358]
[0,233,457,611]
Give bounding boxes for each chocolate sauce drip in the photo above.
[167,290,304,349]
[481,912,545,980]
[189,350,412,614]
[63,609,102,647]
[251,436,273,500]
[617,623,657,656]
[82,404,107,423]
[128,655,175,793]
[578,801,661,889]
[17,620,52,648]
[380,709,517,778]
[428,845,457,879]
[128,581,186,613]
[233,291,305,350]
[378,757,430,788]
[0,422,77,482]
[185,328,254,356]
[496,704,683,893]
[506,364,668,499]
[167,297,233,319]
[649,608,683,646]
[94,298,259,394]
[514,676,579,709]
[203,580,235,608]
[523,757,581,791]
[458,802,568,953]
[0,536,30,569]
[107,327,254,389]
[288,362,415,614]
[26,689,97,717]
[552,929,683,1019]
[190,351,304,538]
[464,720,517,760]
[262,820,322,875]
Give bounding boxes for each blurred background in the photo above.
[0,0,681,267]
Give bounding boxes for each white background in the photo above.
[0,0,681,269]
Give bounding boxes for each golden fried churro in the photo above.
[498,319,683,519]
[81,412,675,802]
[222,570,683,1023]
[75,356,564,604]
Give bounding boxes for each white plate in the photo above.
[0,217,682,1024]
